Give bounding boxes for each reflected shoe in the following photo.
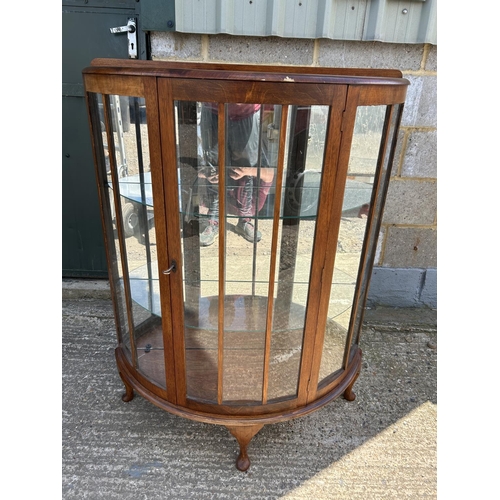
[200,220,219,246]
[235,218,261,243]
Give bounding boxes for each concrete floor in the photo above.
[62,280,437,499]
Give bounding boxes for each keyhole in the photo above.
[131,43,134,51]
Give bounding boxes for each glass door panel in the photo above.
[174,100,334,404]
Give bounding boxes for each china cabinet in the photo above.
[83,59,408,470]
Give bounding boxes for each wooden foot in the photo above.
[119,371,134,402]
[343,369,360,402]
[226,424,264,471]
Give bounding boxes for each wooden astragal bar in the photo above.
[83,59,408,470]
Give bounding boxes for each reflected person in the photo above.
[197,103,274,246]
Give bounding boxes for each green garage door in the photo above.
[62,1,146,277]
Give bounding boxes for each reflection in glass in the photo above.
[95,94,130,359]
[318,105,387,386]
[267,105,328,400]
[175,102,334,403]
[101,94,165,389]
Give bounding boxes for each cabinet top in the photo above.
[83,58,409,88]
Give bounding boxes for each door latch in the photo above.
[110,18,137,59]
[162,261,177,275]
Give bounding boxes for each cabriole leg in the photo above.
[226,424,264,471]
[343,368,361,402]
[118,371,134,402]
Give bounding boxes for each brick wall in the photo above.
[150,33,437,308]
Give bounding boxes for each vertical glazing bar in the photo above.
[103,95,138,368]
[261,105,289,404]
[217,102,226,405]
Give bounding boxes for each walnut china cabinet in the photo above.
[83,59,408,471]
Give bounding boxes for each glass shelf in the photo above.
[115,173,373,219]
[117,172,153,206]
[127,273,355,328]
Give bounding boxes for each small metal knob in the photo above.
[162,261,177,275]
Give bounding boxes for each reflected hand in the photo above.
[229,167,274,183]
[198,171,219,183]
[229,167,254,180]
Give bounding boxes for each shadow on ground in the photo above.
[62,296,436,499]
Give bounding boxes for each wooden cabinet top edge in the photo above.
[83,58,409,87]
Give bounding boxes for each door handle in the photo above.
[110,18,137,59]
[162,261,177,275]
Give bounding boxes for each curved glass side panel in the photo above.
[89,93,130,356]
[99,94,166,389]
[347,104,405,356]
[318,105,387,387]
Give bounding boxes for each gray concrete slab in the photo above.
[62,285,436,499]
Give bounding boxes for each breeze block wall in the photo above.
[150,33,437,309]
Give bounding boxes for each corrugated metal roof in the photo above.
[172,0,436,45]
